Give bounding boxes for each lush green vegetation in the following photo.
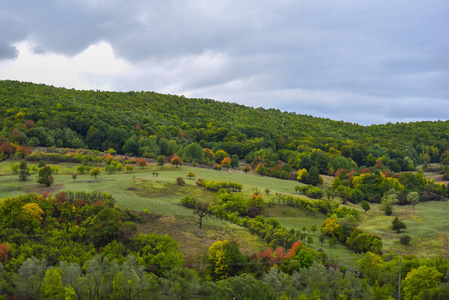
[1,80,449,298]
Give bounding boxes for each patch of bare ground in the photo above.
[26,183,65,195]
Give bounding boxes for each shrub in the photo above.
[306,187,324,199]
[400,235,412,245]
[176,177,186,186]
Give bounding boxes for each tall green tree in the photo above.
[19,161,30,181]
[407,191,419,210]
[403,266,443,300]
[37,165,53,186]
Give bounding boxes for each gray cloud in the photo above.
[1,0,448,124]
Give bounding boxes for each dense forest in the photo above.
[1,80,448,170]
[1,80,449,299]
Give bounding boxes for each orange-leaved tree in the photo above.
[170,155,183,168]
[137,158,147,169]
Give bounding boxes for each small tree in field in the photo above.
[72,173,78,181]
[137,158,147,169]
[400,235,412,245]
[125,164,133,173]
[19,161,30,181]
[176,177,186,186]
[187,171,196,179]
[37,166,53,187]
[392,217,406,233]
[307,235,313,246]
[157,156,166,168]
[194,201,211,229]
[361,200,370,213]
[407,192,419,210]
[310,224,317,235]
[242,166,250,173]
[319,234,325,246]
[171,155,184,168]
[90,167,101,179]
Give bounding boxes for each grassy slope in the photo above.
[2,160,448,260]
[358,201,449,258]
[0,161,303,260]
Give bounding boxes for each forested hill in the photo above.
[1,80,448,172]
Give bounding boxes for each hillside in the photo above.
[1,80,449,174]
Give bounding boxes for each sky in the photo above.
[1,0,448,125]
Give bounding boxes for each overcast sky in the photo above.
[1,0,448,125]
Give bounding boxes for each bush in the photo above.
[176,177,186,186]
[181,196,198,209]
[306,187,324,199]
[400,235,412,245]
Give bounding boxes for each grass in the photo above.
[2,160,449,260]
[265,204,361,266]
[137,214,267,263]
[358,201,449,258]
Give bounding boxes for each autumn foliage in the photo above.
[137,158,147,168]
[0,244,10,265]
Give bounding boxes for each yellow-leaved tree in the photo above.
[322,215,340,236]
[22,203,44,221]
[208,240,245,280]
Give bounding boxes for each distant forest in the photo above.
[1,80,448,176]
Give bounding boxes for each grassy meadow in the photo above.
[1,160,448,261]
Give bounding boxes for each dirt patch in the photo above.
[26,183,65,195]
[75,179,117,183]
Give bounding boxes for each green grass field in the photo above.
[358,201,449,257]
[2,160,448,260]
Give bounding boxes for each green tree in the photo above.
[194,201,211,229]
[161,267,200,300]
[407,191,419,210]
[208,240,245,280]
[307,235,313,246]
[329,236,338,248]
[157,155,166,168]
[308,166,322,186]
[41,267,64,299]
[403,266,443,300]
[183,143,203,162]
[325,187,335,201]
[19,161,30,181]
[380,193,398,216]
[218,273,271,300]
[319,234,325,246]
[90,167,101,179]
[11,163,19,174]
[391,217,406,233]
[111,256,146,300]
[361,200,370,214]
[37,165,53,186]
[310,224,317,235]
[14,257,47,299]
[186,171,196,179]
[231,154,240,168]
[400,235,412,245]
